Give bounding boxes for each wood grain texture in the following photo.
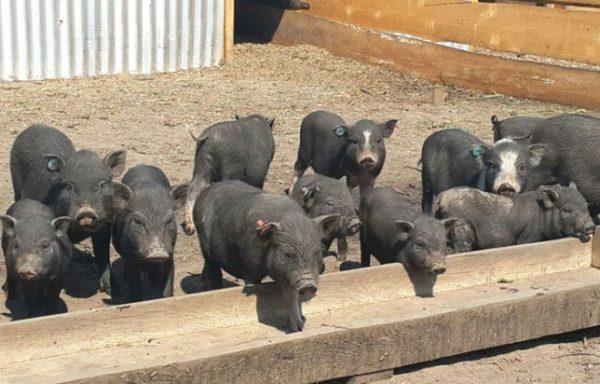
[0,235,596,384]
[591,226,600,268]
[224,0,235,62]
[3,268,600,384]
[239,4,600,111]
[300,0,600,65]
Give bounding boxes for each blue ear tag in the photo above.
[47,158,60,171]
[335,126,346,137]
[471,145,484,158]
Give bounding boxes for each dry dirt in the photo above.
[0,43,599,383]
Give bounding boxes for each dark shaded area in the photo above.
[235,0,286,43]
[63,248,99,298]
[2,297,67,321]
[242,282,296,333]
[180,273,240,294]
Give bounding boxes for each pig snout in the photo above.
[295,274,318,301]
[17,267,40,281]
[75,205,99,228]
[497,183,516,197]
[358,155,377,169]
[146,238,170,263]
[577,223,596,243]
[426,253,447,275]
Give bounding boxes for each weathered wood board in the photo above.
[1,234,598,384]
[236,2,600,111]
[301,0,600,66]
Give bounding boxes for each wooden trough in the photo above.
[2,231,600,383]
[236,0,600,111]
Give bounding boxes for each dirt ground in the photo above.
[1,43,599,383]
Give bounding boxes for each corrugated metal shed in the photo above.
[0,0,227,81]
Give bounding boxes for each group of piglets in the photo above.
[2,109,598,334]
[422,113,598,252]
[3,124,188,317]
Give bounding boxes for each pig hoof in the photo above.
[182,221,195,236]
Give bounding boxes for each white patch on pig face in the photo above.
[492,148,521,195]
[357,130,379,165]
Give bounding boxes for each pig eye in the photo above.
[64,183,72,191]
[349,138,359,145]
[130,217,145,228]
[376,138,382,144]
[96,180,109,191]
[414,242,425,250]
[40,240,52,251]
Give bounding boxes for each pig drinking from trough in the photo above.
[420,128,544,213]
[292,110,397,191]
[10,124,128,294]
[288,174,361,261]
[193,180,340,332]
[183,114,276,236]
[524,114,600,219]
[434,185,596,251]
[112,165,187,302]
[360,187,463,284]
[1,199,72,318]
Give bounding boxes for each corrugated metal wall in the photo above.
[0,0,225,81]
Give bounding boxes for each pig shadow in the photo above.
[339,261,362,271]
[2,297,68,321]
[63,249,101,298]
[180,273,239,294]
[242,283,296,334]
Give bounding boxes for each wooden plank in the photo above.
[0,235,594,383]
[223,0,235,62]
[592,226,600,268]
[238,4,600,111]
[514,0,600,7]
[2,268,600,384]
[300,0,600,66]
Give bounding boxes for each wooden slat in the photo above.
[514,0,600,7]
[0,235,595,384]
[237,3,600,111]
[300,0,600,66]
[592,228,600,268]
[224,0,235,62]
[2,268,600,384]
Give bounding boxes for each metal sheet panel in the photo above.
[0,0,225,81]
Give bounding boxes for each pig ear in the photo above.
[527,144,546,167]
[312,214,341,240]
[256,220,282,239]
[43,154,66,173]
[301,185,320,210]
[0,215,17,238]
[538,187,560,209]
[267,117,276,130]
[395,220,414,242]
[381,119,398,138]
[569,181,578,191]
[103,150,127,177]
[333,125,349,138]
[339,176,347,185]
[441,218,459,231]
[170,184,189,210]
[51,216,72,238]
[112,181,133,210]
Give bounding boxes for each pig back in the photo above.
[10,124,75,202]
[531,114,600,212]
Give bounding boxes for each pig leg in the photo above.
[43,283,63,315]
[360,229,371,267]
[422,189,434,214]
[200,258,223,290]
[336,236,349,262]
[281,284,304,332]
[149,261,174,298]
[124,261,143,302]
[92,227,116,296]
[3,276,17,300]
[183,176,210,236]
[162,260,174,298]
